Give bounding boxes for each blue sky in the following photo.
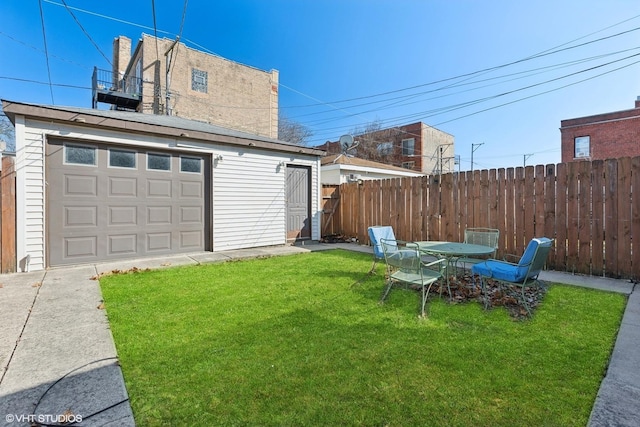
[2,0,640,170]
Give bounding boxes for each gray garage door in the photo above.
[46,139,210,267]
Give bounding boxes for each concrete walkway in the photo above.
[0,243,637,426]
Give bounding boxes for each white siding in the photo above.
[212,147,320,250]
[16,119,45,271]
[13,116,321,270]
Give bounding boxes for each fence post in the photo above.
[1,155,17,273]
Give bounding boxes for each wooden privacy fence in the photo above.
[322,156,640,280]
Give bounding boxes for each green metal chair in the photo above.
[455,227,500,272]
[472,237,554,315]
[380,238,446,317]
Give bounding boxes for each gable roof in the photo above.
[2,100,324,156]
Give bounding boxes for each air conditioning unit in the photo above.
[347,173,361,182]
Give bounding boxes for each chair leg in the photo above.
[368,259,378,274]
[421,282,435,317]
[380,279,393,303]
[520,284,532,315]
[480,277,490,309]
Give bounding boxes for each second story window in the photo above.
[574,136,590,158]
[377,142,393,156]
[402,161,415,170]
[402,138,415,156]
[192,68,208,93]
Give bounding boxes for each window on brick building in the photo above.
[402,138,415,155]
[191,68,208,93]
[402,161,415,170]
[377,142,393,156]
[574,136,590,158]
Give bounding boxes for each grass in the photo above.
[100,249,626,426]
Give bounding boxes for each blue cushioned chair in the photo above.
[367,225,396,274]
[472,237,554,314]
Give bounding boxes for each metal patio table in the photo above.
[416,241,496,291]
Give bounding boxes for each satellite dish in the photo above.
[339,134,359,154]
[339,134,354,152]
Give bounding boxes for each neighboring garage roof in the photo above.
[321,153,422,174]
[2,99,325,157]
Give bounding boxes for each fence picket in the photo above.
[604,159,618,277]
[591,161,605,276]
[617,157,632,278]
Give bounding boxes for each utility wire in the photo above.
[0,31,92,70]
[0,76,90,90]
[282,22,640,110]
[37,0,55,104]
[169,0,190,82]
[291,47,640,128]
[60,0,112,66]
[151,0,160,62]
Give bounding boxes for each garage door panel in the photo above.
[147,233,172,251]
[65,206,97,227]
[65,236,98,258]
[147,206,172,224]
[148,179,172,197]
[65,175,97,196]
[108,234,137,255]
[109,177,137,197]
[47,140,209,266]
[109,206,138,226]
[180,206,203,223]
[180,231,202,249]
[180,181,203,198]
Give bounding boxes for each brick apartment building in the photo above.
[317,122,455,174]
[92,34,279,139]
[560,97,640,162]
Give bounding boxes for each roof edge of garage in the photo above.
[2,99,325,157]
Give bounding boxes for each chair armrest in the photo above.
[424,258,447,266]
[422,258,447,269]
[502,253,520,263]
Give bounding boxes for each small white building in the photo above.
[2,100,324,271]
[321,154,424,185]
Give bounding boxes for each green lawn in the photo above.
[100,249,626,426]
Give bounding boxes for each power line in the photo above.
[285,47,640,124]
[0,76,90,90]
[169,0,190,83]
[151,0,160,62]
[37,0,55,104]
[0,31,92,70]
[60,0,111,66]
[301,52,640,145]
[281,21,640,110]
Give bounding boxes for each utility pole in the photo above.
[471,143,484,172]
[164,37,180,116]
[524,153,533,167]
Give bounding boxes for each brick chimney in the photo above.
[112,36,131,84]
[635,96,640,109]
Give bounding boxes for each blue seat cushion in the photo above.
[368,226,396,259]
[472,260,527,283]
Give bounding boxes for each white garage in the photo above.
[3,100,324,271]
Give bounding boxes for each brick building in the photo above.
[317,122,454,174]
[92,34,279,139]
[560,98,640,162]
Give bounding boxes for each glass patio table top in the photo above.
[415,241,495,258]
[415,241,496,289]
